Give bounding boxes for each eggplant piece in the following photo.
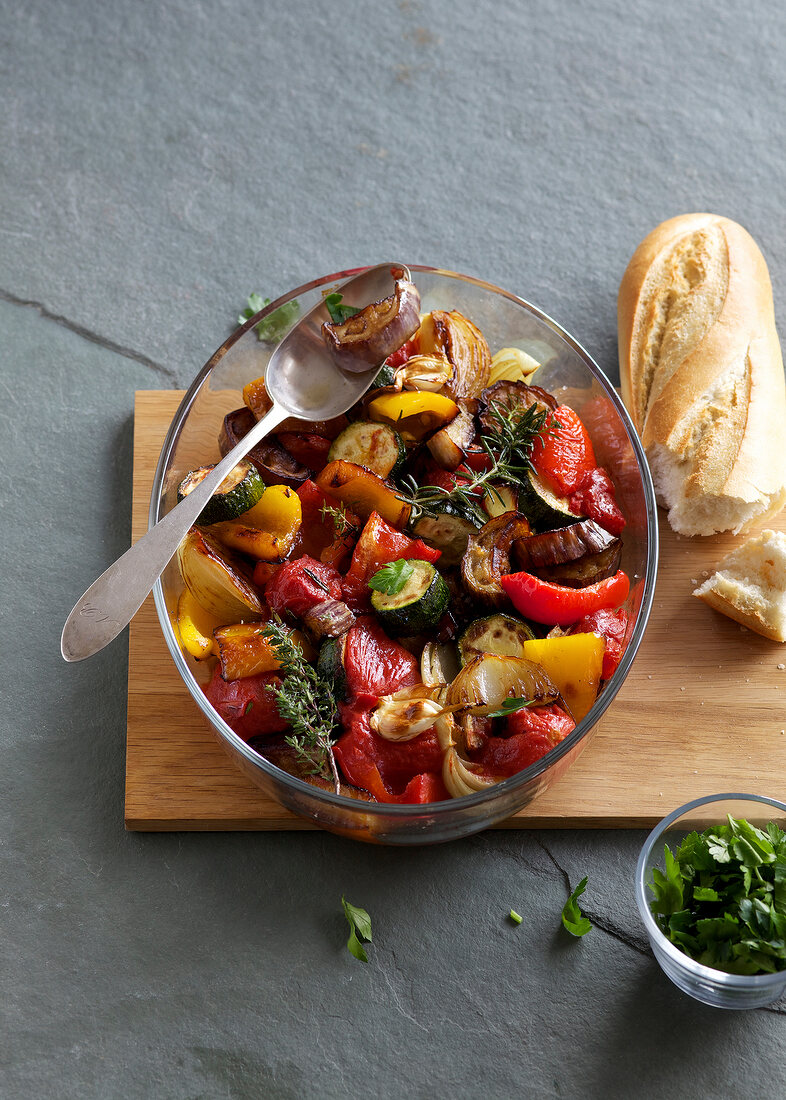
[479,380,558,433]
[322,279,421,373]
[461,512,532,608]
[512,519,622,588]
[219,407,310,488]
[426,398,479,470]
[302,599,356,641]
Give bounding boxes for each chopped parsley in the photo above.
[648,816,786,974]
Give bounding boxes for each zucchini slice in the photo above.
[328,421,406,479]
[370,560,450,635]
[411,499,485,567]
[177,460,265,526]
[176,528,263,621]
[458,614,536,666]
[518,469,582,530]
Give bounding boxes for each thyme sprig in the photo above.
[396,399,554,521]
[319,500,359,539]
[260,615,341,792]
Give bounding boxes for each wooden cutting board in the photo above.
[126,391,786,830]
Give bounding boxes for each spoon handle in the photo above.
[61,401,289,662]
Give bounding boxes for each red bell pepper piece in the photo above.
[474,704,575,777]
[384,339,418,369]
[276,432,332,473]
[570,607,629,680]
[204,665,289,740]
[568,467,626,536]
[342,619,421,699]
[531,405,597,496]
[265,556,343,620]
[500,569,630,626]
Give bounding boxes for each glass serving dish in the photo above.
[635,793,786,1009]
[150,265,658,844]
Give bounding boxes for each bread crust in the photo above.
[618,214,786,535]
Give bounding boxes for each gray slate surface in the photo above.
[2,1,785,1097]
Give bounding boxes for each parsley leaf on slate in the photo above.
[368,560,414,596]
[562,876,592,937]
[325,292,361,325]
[238,293,300,343]
[342,897,373,963]
[647,815,786,975]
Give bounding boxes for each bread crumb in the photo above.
[680,686,685,691]
[778,663,785,670]
[691,578,698,585]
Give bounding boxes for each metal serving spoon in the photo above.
[61,263,410,662]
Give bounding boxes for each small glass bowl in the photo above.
[636,793,786,1009]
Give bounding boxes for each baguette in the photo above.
[693,529,786,642]
[618,213,786,536]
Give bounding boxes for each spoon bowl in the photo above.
[61,263,410,662]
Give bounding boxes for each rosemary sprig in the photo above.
[260,615,341,792]
[397,399,554,520]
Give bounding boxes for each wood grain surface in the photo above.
[126,391,786,831]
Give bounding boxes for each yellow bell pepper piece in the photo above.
[214,623,315,680]
[213,484,303,560]
[176,588,226,659]
[367,391,459,444]
[521,633,605,723]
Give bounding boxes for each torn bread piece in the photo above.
[693,529,786,642]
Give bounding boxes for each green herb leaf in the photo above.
[509,909,523,925]
[562,876,592,937]
[342,896,373,963]
[244,701,253,715]
[325,292,362,325]
[647,816,786,975]
[368,559,414,595]
[238,293,300,343]
[487,697,536,719]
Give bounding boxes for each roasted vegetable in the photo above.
[214,622,313,680]
[488,347,541,385]
[517,469,583,530]
[501,569,630,626]
[219,408,310,488]
[366,390,459,445]
[479,379,558,433]
[322,279,421,372]
[417,310,492,399]
[426,399,479,470]
[519,634,605,721]
[176,588,226,659]
[482,484,519,519]
[446,654,562,716]
[302,599,356,640]
[315,460,411,528]
[328,421,406,478]
[458,614,535,665]
[370,559,450,635]
[513,519,622,588]
[461,512,532,607]
[210,484,302,561]
[393,354,452,392]
[411,499,485,567]
[420,640,461,687]
[176,528,263,621]
[177,461,265,526]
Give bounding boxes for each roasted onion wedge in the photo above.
[176,528,263,621]
[417,310,492,399]
[446,654,562,716]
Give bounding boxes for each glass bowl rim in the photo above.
[635,791,786,988]
[150,263,659,817]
